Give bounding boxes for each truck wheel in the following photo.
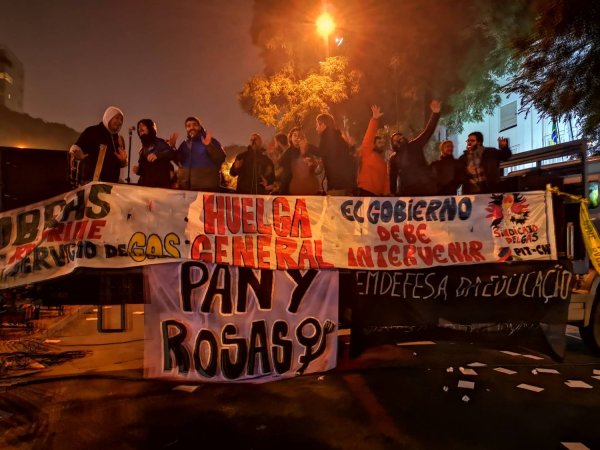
[579,297,600,354]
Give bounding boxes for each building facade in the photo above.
[448,88,582,160]
[0,45,24,112]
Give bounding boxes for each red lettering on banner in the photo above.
[232,236,255,267]
[8,244,36,264]
[314,240,333,268]
[204,194,226,234]
[347,241,486,268]
[389,245,402,267]
[433,244,448,263]
[404,245,417,266]
[297,240,318,268]
[42,223,64,242]
[63,222,73,242]
[241,197,257,233]
[225,196,241,233]
[87,220,106,240]
[373,245,388,267]
[469,241,484,261]
[191,235,213,263]
[273,197,291,237]
[215,235,229,264]
[257,235,271,269]
[290,199,312,238]
[73,220,88,240]
[275,237,298,269]
[256,198,271,235]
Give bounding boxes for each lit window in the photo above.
[500,101,517,132]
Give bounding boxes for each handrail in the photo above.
[500,139,588,170]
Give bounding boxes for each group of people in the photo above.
[69,104,512,197]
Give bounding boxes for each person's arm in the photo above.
[229,152,244,177]
[410,100,441,148]
[201,130,226,165]
[152,140,178,161]
[360,106,382,159]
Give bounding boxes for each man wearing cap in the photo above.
[174,116,225,191]
[70,106,128,184]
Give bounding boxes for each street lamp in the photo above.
[316,11,335,58]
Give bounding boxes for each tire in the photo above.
[579,296,600,354]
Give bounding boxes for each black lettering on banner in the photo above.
[193,329,218,378]
[247,320,271,375]
[220,324,248,380]
[13,210,40,246]
[161,320,191,373]
[180,261,209,312]
[0,217,11,249]
[296,318,336,375]
[33,246,51,271]
[44,199,66,229]
[236,268,273,313]
[286,269,319,313]
[272,320,293,374]
[85,184,113,219]
[202,265,233,314]
[60,189,86,222]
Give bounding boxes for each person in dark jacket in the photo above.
[458,132,511,194]
[229,133,275,195]
[175,116,225,192]
[69,106,128,184]
[389,100,441,196]
[315,113,356,196]
[134,119,176,188]
[430,140,464,195]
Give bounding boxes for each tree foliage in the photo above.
[242,0,529,139]
[239,57,360,132]
[504,0,600,143]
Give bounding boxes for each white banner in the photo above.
[0,183,556,288]
[143,262,338,382]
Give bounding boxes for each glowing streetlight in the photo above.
[316,11,335,57]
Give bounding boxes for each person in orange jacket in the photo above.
[357,105,390,196]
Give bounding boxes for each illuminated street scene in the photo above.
[1,1,600,449]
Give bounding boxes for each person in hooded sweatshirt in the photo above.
[70,106,128,185]
[134,119,177,188]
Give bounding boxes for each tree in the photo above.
[242,0,529,139]
[504,0,600,144]
[239,57,360,133]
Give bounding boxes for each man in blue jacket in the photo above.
[175,116,225,192]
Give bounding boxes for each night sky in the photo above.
[0,0,272,146]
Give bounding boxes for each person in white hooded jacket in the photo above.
[70,106,128,184]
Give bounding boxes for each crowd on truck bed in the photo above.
[69,104,512,197]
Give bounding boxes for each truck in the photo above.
[500,138,600,352]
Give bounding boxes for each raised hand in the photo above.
[371,105,384,120]
[147,153,158,162]
[202,130,213,146]
[168,132,178,148]
[498,136,509,149]
[430,100,442,113]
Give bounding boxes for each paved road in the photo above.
[1,308,600,450]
